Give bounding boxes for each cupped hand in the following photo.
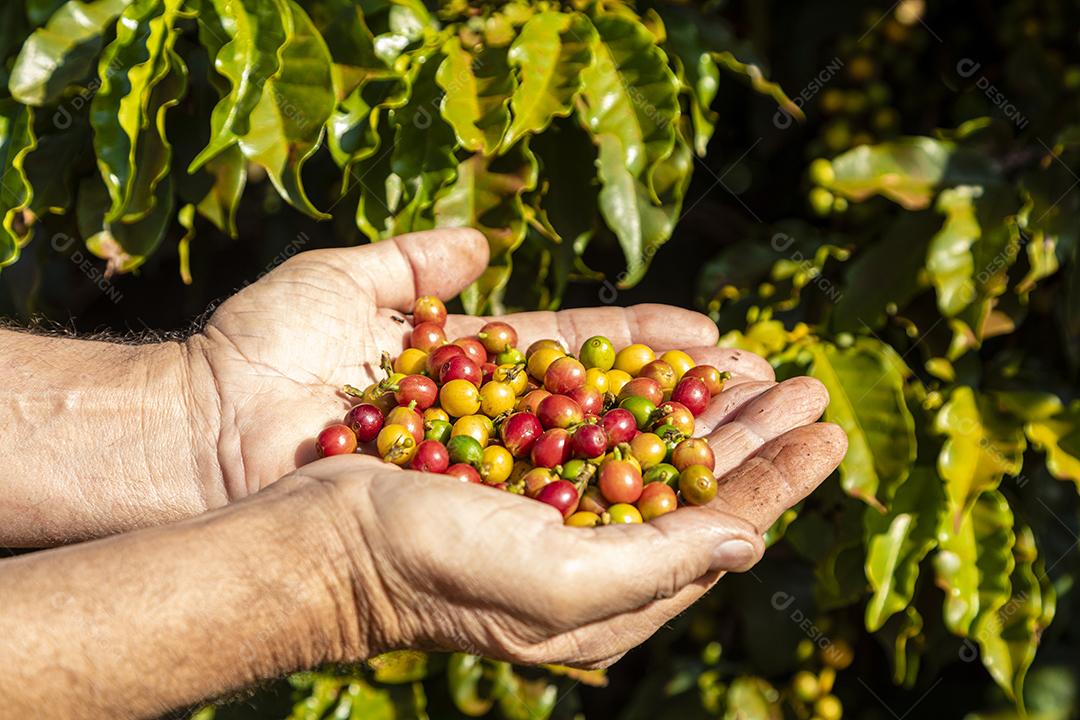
[188,229,782,505]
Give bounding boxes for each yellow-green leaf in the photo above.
[0,100,36,268]
[1025,401,1080,489]
[504,11,593,148]
[808,338,917,509]
[436,37,514,156]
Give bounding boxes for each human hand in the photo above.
[187,229,785,505]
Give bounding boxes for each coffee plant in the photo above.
[3,0,1080,718]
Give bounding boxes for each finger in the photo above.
[552,506,763,625]
[303,229,489,312]
[692,380,776,437]
[443,304,720,353]
[686,347,775,384]
[706,377,829,477]
[712,422,848,532]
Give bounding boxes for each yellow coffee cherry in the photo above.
[565,511,601,527]
[607,503,643,524]
[660,350,695,381]
[613,343,655,376]
[493,363,529,395]
[440,379,481,417]
[605,369,633,396]
[376,425,416,465]
[527,347,565,381]
[452,414,491,445]
[479,381,516,417]
[393,348,429,376]
[423,407,449,424]
[479,445,514,484]
[629,433,666,469]
[585,367,609,394]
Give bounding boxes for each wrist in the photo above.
[178,333,230,507]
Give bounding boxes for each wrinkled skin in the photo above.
[193,229,847,667]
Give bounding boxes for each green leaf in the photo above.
[820,137,995,210]
[934,386,1025,531]
[712,50,802,127]
[447,654,495,717]
[80,172,175,274]
[1025,401,1080,490]
[10,0,132,106]
[91,0,186,223]
[655,4,719,155]
[578,13,679,197]
[235,0,337,219]
[808,338,917,509]
[0,100,36,268]
[189,0,288,170]
[367,650,428,684]
[864,467,944,631]
[876,606,924,687]
[933,490,1015,637]
[436,36,514,156]
[195,144,246,237]
[504,11,594,148]
[594,127,690,288]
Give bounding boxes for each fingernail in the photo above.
[711,539,759,571]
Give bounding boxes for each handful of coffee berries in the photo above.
[314,296,729,526]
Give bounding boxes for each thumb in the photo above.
[307,228,489,312]
[564,507,764,623]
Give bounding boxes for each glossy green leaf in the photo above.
[935,386,1025,530]
[504,11,593,148]
[492,663,558,720]
[0,100,36,268]
[189,0,288,171]
[808,338,917,509]
[447,654,495,717]
[368,650,428,684]
[578,13,679,197]
[712,50,802,126]
[436,37,514,156]
[26,0,67,28]
[81,172,175,274]
[91,0,186,223]
[1025,401,1080,490]
[195,143,245,237]
[864,467,944,631]
[306,0,386,98]
[10,0,132,106]
[656,4,720,155]
[235,0,336,219]
[877,606,924,687]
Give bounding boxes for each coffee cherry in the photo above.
[516,388,551,414]
[410,321,446,351]
[565,511,601,527]
[523,466,558,497]
[424,407,449,423]
[618,377,663,405]
[566,385,603,416]
[605,369,633,395]
[607,503,643,524]
[413,295,447,326]
[394,348,429,375]
[671,438,715,472]
[535,480,580,518]
[385,406,424,443]
[815,695,843,720]
[316,424,358,457]
[684,365,726,396]
[619,396,657,430]
[560,458,595,482]
[643,462,680,487]
[479,381,516,416]
[440,355,483,387]
[629,432,666,469]
[440,379,481,417]
[579,336,616,371]
[427,344,465,377]
[792,671,820,702]
[678,465,717,505]
[526,338,566,357]
[493,363,528,395]
[411,439,450,473]
[652,401,695,436]
[613,343,655,376]
[572,424,608,459]
[638,360,677,395]
[446,463,482,483]
[481,362,498,384]
[479,445,514,484]
[599,459,643,504]
[447,435,484,467]
[496,347,525,365]
[584,367,609,393]
[478,321,518,354]
[500,412,543,457]
[659,350,695,381]
[424,419,453,444]
[377,424,416,465]
[452,414,491,446]
[531,428,572,468]
[360,382,397,414]
[537,394,584,430]
[453,337,488,366]
[344,404,384,443]
[579,485,610,515]
[601,408,637,448]
[544,356,587,394]
[671,377,710,416]
[637,482,677,521]
[394,374,438,410]
[527,347,565,381]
